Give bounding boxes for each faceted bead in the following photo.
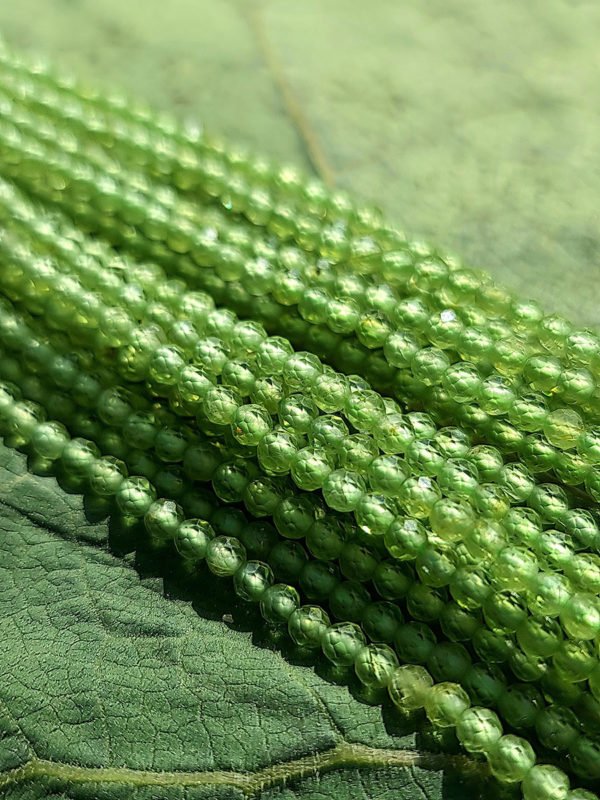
[424,682,470,727]
[544,408,584,450]
[321,621,366,666]
[206,535,246,576]
[89,456,127,496]
[212,460,254,503]
[257,428,298,474]
[559,593,600,640]
[322,469,366,512]
[282,351,322,390]
[522,765,569,800]
[339,542,378,582]
[144,499,184,542]
[398,476,441,518]
[203,385,240,425]
[455,706,502,753]
[329,581,370,621]
[527,572,570,618]
[61,438,100,478]
[273,495,315,539]
[174,518,214,562]
[373,413,414,453]
[268,540,308,582]
[354,644,399,688]
[361,601,403,643]
[305,517,346,560]
[30,420,69,460]
[355,493,395,536]
[338,433,378,471]
[394,622,436,664]
[516,615,562,658]
[288,605,330,648]
[221,359,256,395]
[438,458,479,497]
[233,560,274,602]
[426,642,471,682]
[290,447,333,490]
[367,455,409,496]
[441,361,480,403]
[477,376,515,416]
[493,546,538,591]
[149,345,185,388]
[344,389,385,432]
[388,664,433,711]
[429,498,475,542]
[155,427,188,463]
[115,476,157,518]
[497,683,542,729]
[299,559,340,600]
[384,517,427,560]
[568,736,600,780]
[434,427,471,459]
[523,355,562,393]
[486,734,535,783]
[231,403,272,446]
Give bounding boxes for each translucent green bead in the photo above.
[322,469,366,512]
[361,601,403,643]
[288,604,330,648]
[311,369,350,412]
[566,553,600,593]
[431,428,469,460]
[115,476,157,518]
[499,463,534,502]
[96,387,134,428]
[427,642,471,682]
[273,495,315,539]
[424,682,470,728]
[552,640,596,687]
[343,389,385,433]
[564,791,598,800]
[543,408,584,450]
[338,434,378,471]
[173,518,214,562]
[230,404,272,446]
[205,535,247,577]
[89,456,127,496]
[558,367,595,404]
[5,400,45,446]
[388,664,433,711]
[404,438,443,476]
[429,498,475,542]
[466,445,503,482]
[524,355,562,393]
[522,765,569,800]
[449,566,491,611]
[148,345,185,389]
[233,560,274,601]
[278,394,318,435]
[527,572,570,618]
[384,517,427,560]
[441,361,480,403]
[373,413,414,454]
[154,427,187,463]
[462,662,506,706]
[411,348,450,387]
[486,734,535,783]
[528,483,569,523]
[290,446,333,490]
[308,414,348,450]
[516,615,562,658]
[561,509,598,550]
[202,385,240,425]
[61,438,100,478]
[508,392,549,432]
[282,351,322,391]
[193,336,229,374]
[383,330,420,368]
[339,542,377,582]
[249,376,284,414]
[257,428,298,474]
[354,493,395,536]
[299,559,340,600]
[212,460,254,503]
[477,376,515,416]
[559,592,600,640]
[416,548,456,588]
[471,482,510,518]
[438,458,479,498]
[493,546,538,591]
[220,359,256,396]
[398,476,441,518]
[521,433,558,473]
[533,707,576,756]
[255,337,294,376]
[243,476,284,518]
[456,706,502,753]
[30,420,68,460]
[268,540,308,582]
[122,411,158,450]
[321,621,366,666]
[144,499,184,542]
[305,517,345,560]
[239,520,278,560]
[484,589,527,633]
[354,644,399,689]
[367,455,409,496]
[568,736,600,780]
[395,622,436,664]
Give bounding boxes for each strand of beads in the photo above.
[0,381,595,799]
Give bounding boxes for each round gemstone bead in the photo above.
[231,403,272,446]
[115,476,157,518]
[89,456,127,496]
[455,706,502,753]
[174,519,215,562]
[233,560,274,601]
[321,621,366,666]
[424,682,470,727]
[206,535,247,576]
[322,469,366,512]
[361,601,403,643]
[388,664,433,711]
[287,605,330,648]
[30,420,69,460]
[273,495,315,539]
[290,446,333,490]
[61,438,100,478]
[486,734,535,783]
[203,385,240,425]
[354,644,399,688]
[144,499,184,542]
[398,476,441,518]
[260,583,300,625]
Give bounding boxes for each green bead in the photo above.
[305,517,346,560]
[89,456,127,496]
[471,482,510,518]
[499,463,534,502]
[456,706,502,753]
[354,644,399,688]
[206,535,247,576]
[154,427,188,462]
[493,546,538,591]
[278,393,318,434]
[398,476,441,518]
[299,559,340,600]
[388,664,433,711]
[424,682,470,727]
[524,355,562,393]
[477,376,515,416]
[544,408,584,449]
[516,615,562,658]
[311,369,350,412]
[361,601,403,643]
[203,385,240,425]
[441,361,480,403]
[522,765,569,800]
[367,455,409,496]
[384,517,427,560]
[149,345,185,388]
[144,498,184,542]
[212,460,254,502]
[438,603,480,643]
[96,387,134,427]
[268,540,308,582]
[231,403,272,446]
[339,433,379,471]
[472,627,513,663]
[568,736,600,780]
[355,493,395,536]
[484,590,527,633]
[123,411,158,450]
[339,542,378,582]
[282,351,322,390]
[5,400,46,446]
[115,476,157,518]
[309,413,349,450]
[528,483,569,523]
[429,498,475,543]
[534,706,579,752]
[174,518,214,562]
[416,548,457,588]
[193,336,229,374]
[329,581,370,621]
[344,388,385,432]
[383,330,420,368]
[433,427,471,459]
[438,458,479,498]
[395,622,436,664]
[221,359,256,395]
[450,566,491,611]
[486,734,535,783]
[373,413,414,453]
[405,438,444,476]
[233,560,274,601]
[322,469,366,512]
[288,604,330,648]
[527,572,570,617]
[463,662,506,706]
[239,521,278,560]
[290,446,333,490]
[273,495,315,539]
[559,593,600,640]
[411,347,450,386]
[61,438,100,478]
[560,509,598,549]
[31,420,69,460]
[321,621,366,666]
[257,428,298,474]
[182,442,220,482]
[243,476,284,518]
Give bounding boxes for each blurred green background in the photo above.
[1,0,598,325]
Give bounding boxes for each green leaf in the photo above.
[0,443,484,799]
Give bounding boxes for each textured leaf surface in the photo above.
[0,2,594,798]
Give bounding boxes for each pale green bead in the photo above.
[231,403,272,446]
[424,682,470,727]
[203,385,240,425]
[89,456,127,496]
[559,593,600,640]
[429,498,475,542]
[354,644,399,688]
[344,388,385,432]
[486,735,535,783]
[374,413,414,453]
[322,469,366,512]
[398,476,442,518]
[355,493,396,536]
[30,420,69,460]
[257,428,298,474]
[437,458,479,498]
[282,351,322,390]
[433,427,471,459]
[311,369,350,412]
[233,560,274,602]
[61,438,100,478]
[493,546,539,591]
[388,664,433,711]
[115,476,157,518]
[544,408,584,449]
[287,605,330,648]
[206,535,247,576]
[321,621,367,666]
[527,572,570,617]
[499,463,534,502]
[144,498,184,542]
[367,455,409,496]
[477,376,515,415]
[384,517,427,560]
[455,706,502,753]
[148,345,185,388]
[290,446,333,490]
[338,433,379,471]
[278,393,318,434]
